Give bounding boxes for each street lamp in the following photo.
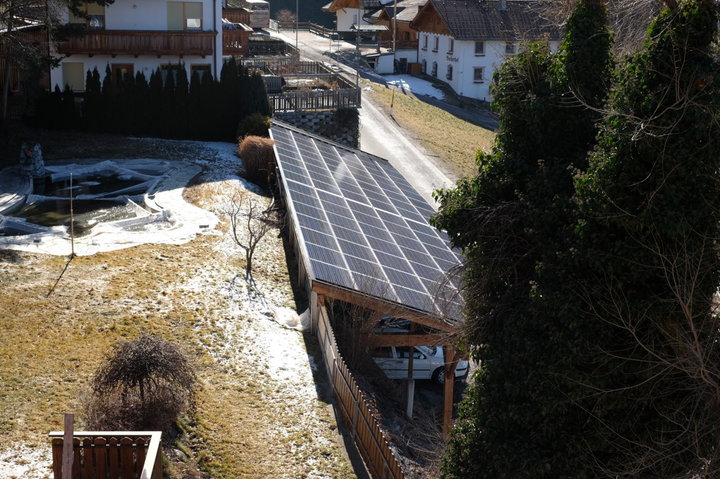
[295,0,299,51]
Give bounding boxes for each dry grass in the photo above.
[0,134,355,479]
[365,82,495,179]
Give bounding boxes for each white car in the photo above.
[371,345,469,384]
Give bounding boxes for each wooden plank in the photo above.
[365,333,448,348]
[94,437,107,479]
[120,437,134,479]
[52,438,63,479]
[62,414,74,479]
[442,345,457,438]
[313,280,457,332]
[81,438,93,479]
[108,437,120,479]
[72,438,81,479]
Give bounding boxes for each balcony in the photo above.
[57,30,215,57]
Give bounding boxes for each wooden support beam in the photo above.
[312,280,457,332]
[365,333,448,347]
[442,345,458,439]
[62,413,74,479]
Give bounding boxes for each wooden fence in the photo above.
[49,431,162,479]
[317,304,405,479]
[269,88,360,112]
[248,39,298,56]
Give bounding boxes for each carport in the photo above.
[270,121,464,436]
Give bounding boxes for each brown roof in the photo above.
[411,0,561,41]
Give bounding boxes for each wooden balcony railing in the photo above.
[49,431,162,479]
[57,30,215,56]
[222,8,250,25]
[223,29,249,55]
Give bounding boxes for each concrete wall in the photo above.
[275,110,359,148]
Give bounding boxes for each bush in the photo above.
[84,334,198,432]
[237,113,271,139]
[238,135,276,187]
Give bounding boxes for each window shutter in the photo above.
[62,63,85,91]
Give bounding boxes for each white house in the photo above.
[323,0,385,33]
[410,0,561,101]
[50,0,224,91]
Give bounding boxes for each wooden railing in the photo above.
[241,58,333,75]
[56,31,215,56]
[223,29,250,55]
[379,40,418,50]
[317,304,405,479]
[49,431,162,479]
[248,38,298,56]
[222,8,250,25]
[269,88,360,112]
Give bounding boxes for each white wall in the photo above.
[417,32,559,101]
[51,0,223,86]
[50,56,217,91]
[335,8,370,32]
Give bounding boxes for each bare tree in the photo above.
[225,191,278,282]
[275,8,296,24]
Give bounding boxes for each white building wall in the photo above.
[50,0,223,89]
[417,31,560,101]
[51,56,218,91]
[335,8,370,32]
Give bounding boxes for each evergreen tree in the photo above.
[220,57,241,140]
[132,71,149,136]
[575,1,720,476]
[160,67,176,138]
[100,64,114,133]
[434,1,612,477]
[174,63,190,138]
[82,67,102,131]
[148,69,163,137]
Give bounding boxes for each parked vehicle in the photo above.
[371,345,469,384]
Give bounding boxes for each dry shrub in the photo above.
[83,334,198,432]
[238,135,276,188]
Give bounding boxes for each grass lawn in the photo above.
[0,132,356,479]
[365,83,495,180]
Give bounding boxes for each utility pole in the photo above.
[295,0,299,50]
[392,0,397,72]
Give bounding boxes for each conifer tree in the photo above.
[174,63,190,138]
[132,71,149,135]
[434,1,612,477]
[575,1,720,476]
[82,67,102,131]
[100,64,114,133]
[148,69,163,137]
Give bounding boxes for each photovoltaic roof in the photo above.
[271,122,463,322]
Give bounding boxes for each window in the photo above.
[446,64,453,81]
[431,61,437,77]
[475,41,485,56]
[403,31,410,41]
[167,2,203,30]
[62,62,84,91]
[448,38,454,54]
[505,42,516,54]
[473,66,484,82]
[398,349,426,360]
[372,347,394,358]
[112,64,134,88]
[421,59,427,73]
[422,34,428,50]
[191,64,211,81]
[69,2,105,29]
[433,36,439,52]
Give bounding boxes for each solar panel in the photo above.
[270,122,463,322]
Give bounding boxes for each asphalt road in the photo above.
[274,29,457,208]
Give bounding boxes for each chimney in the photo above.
[498,0,507,11]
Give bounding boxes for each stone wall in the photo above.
[274,109,359,148]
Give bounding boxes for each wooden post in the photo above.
[442,346,457,438]
[61,413,74,479]
[405,325,416,419]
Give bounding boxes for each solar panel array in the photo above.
[271,123,462,321]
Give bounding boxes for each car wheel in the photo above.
[432,367,445,385]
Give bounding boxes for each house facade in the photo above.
[324,0,383,33]
[410,0,560,101]
[50,0,224,91]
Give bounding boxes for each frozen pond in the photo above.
[0,158,218,256]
